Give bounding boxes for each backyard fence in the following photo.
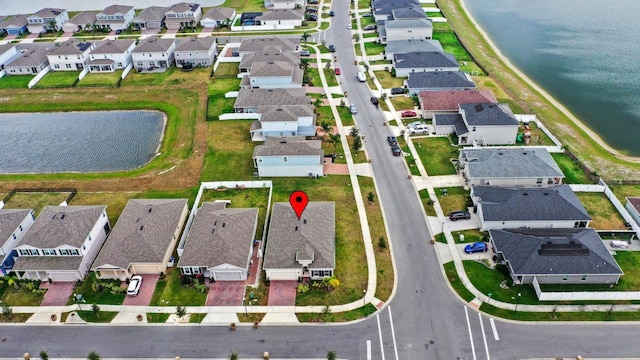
[533,277,640,301]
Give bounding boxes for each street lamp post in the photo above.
[363,289,367,307]
[243,296,248,316]
[514,292,521,313]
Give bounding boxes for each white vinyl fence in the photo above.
[533,277,640,301]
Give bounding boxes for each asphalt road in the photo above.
[3,3,640,360]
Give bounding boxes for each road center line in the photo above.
[489,318,500,341]
[376,313,386,360]
[366,340,371,360]
[464,306,477,360]
[388,306,400,360]
[478,313,491,360]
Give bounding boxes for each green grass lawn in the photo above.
[208,77,241,96]
[75,310,118,323]
[213,63,239,78]
[419,189,437,216]
[189,313,207,323]
[4,192,71,216]
[297,303,377,322]
[0,75,34,89]
[434,186,469,215]
[364,42,385,56]
[444,261,475,302]
[551,153,594,184]
[200,187,270,240]
[221,0,266,12]
[389,96,414,111]
[121,67,178,86]
[575,192,627,230]
[324,68,339,87]
[373,70,405,88]
[396,137,420,176]
[0,281,45,306]
[149,269,207,306]
[464,260,539,305]
[33,71,79,88]
[316,105,336,127]
[207,96,236,120]
[66,273,126,305]
[201,120,255,180]
[413,137,458,176]
[147,313,170,323]
[306,67,321,86]
[336,106,354,126]
[77,71,122,87]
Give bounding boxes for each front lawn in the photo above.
[419,189,437,216]
[413,137,458,176]
[389,96,414,112]
[66,272,126,306]
[149,268,207,306]
[336,105,354,126]
[33,71,79,88]
[0,281,45,306]
[373,70,405,88]
[434,186,469,215]
[364,42,385,56]
[297,303,377,322]
[75,310,118,323]
[397,137,420,175]
[464,260,538,305]
[324,68,339,87]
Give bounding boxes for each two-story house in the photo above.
[131,36,176,73]
[250,104,316,141]
[383,19,433,43]
[174,36,217,69]
[12,206,110,282]
[165,3,203,30]
[434,102,519,145]
[406,71,476,95]
[237,37,299,59]
[234,88,311,113]
[263,0,305,10]
[393,51,459,77]
[241,60,303,89]
[238,51,298,74]
[418,89,497,119]
[131,6,169,30]
[95,5,135,31]
[253,136,324,177]
[87,39,136,72]
[47,39,95,71]
[384,39,443,60]
[27,8,68,34]
[0,209,35,276]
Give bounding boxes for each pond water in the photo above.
[0,111,165,174]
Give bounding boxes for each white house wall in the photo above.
[78,211,110,279]
[257,164,323,177]
[0,212,35,257]
[386,28,432,43]
[395,66,458,78]
[466,125,518,146]
[480,219,582,231]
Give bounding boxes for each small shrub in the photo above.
[378,236,387,249]
[367,191,375,203]
[87,351,101,360]
[2,304,12,318]
[296,284,310,294]
[176,305,187,319]
[194,282,208,294]
[40,350,49,360]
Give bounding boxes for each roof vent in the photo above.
[214,221,217,226]
[222,223,226,228]
[303,219,307,224]
[295,226,298,231]
[543,192,549,195]
[148,208,152,213]
[523,193,528,196]
[211,228,215,234]
[60,214,66,220]
[139,225,144,231]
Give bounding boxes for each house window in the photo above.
[42,249,56,255]
[59,249,69,256]
[536,178,543,184]
[54,64,60,69]
[88,235,92,241]
[70,249,79,256]
[192,267,201,274]
[182,267,191,275]
[12,234,16,240]
[19,249,39,256]
[137,62,143,66]
[573,221,587,228]
[65,64,71,69]
[19,225,23,231]
[581,275,587,281]
[283,156,288,163]
[19,249,29,256]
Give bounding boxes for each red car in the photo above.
[401,110,417,117]
[334,67,341,75]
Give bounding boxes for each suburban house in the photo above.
[490,228,623,285]
[433,102,519,145]
[470,185,591,230]
[178,202,258,281]
[625,197,640,227]
[384,39,443,60]
[406,71,476,95]
[237,38,300,58]
[27,8,69,34]
[0,14,29,36]
[264,0,305,10]
[253,137,324,177]
[372,0,422,21]
[131,36,176,73]
[0,209,35,276]
[131,6,169,30]
[238,51,298,74]
[95,5,135,31]
[174,36,217,68]
[393,51,459,77]
[11,206,110,282]
[459,148,565,187]
[200,7,236,29]
[87,39,136,72]
[241,60,303,89]
[250,104,315,141]
[418,89,497,119]
[62,11,98,33]
[47,39,95,71]
[383,19,433,43]
[0,43,18,70]
[164,3,203,30]
[255,9,305,27]
[234,88,311,113]
[4,44,54,75]
[263,202,335,280]
[92,199,189,281]
[391,6,428,20]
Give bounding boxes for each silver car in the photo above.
[350,104,358,114]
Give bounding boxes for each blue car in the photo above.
[464,242,488,254]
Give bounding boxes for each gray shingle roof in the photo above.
[472,185,591,222]
[0,209,33,248]
[92,199,188,271]
[202,7,235,21]
[1,14,29,29]
[18,206,106,249]
[133,36,175,53]
[100,5,134,16]
[91,39,135,54]
[234,88,310,108]
[168,2,201,13]
[385,39,443,55]
[253,137,323,157]
[258,105,313,122]
[461,148,565,179]
[434,114,467,135]
[460,103,519,126]
[263,202,335,270]
[175,36,216,51]
[12,255,83,271]
[134,6,169,22]
[490,228,622,276]
[419,89,497,111]
[6,45,52,67]
[239,51,299,69]
[250,60,295,77]
[31,8,66,18]
[373,1,421,15]
[255,9,304,21]
[394,51,458,69]
[178,202,258,269]
[67,11,98,25]
[47,39,93,56]
[391,7,427,20]
[239,37,300,53]
[385,18,432,29]
[407,71,475,90]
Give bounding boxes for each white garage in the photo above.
[49,271,81,282]
[265,269,300,281]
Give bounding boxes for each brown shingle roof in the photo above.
[419,89,497,111]
[18,206,105,249]
[133,36,175,53]
[238,37,299,53]
[234,88,310,108]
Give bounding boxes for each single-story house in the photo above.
[490,228,623,285]
[407,71,476,95]
[250,104,315,141]
[238,37,300,58]
[47,39,95,71]
[0,209,35,276]
[383,18,433,43]
[174,36,217,68]
[0,43,18,70]
[263,202,335,280]
[393,51,459,77]
[92,199,189,281]
[178,202,258,281]
[433,102,519,145]
[0,14,30,35]
[200,7,236,28]
[255,9,304,27]
[264,0,305,10]
[471,185,591,230]
[418,89,497,119]
[131,36,176,73]
[95,5,135,31]
[12,206,110,282]
[241,60,303,89]
[87,39,136,72]
[459,148,564,187]
[27,8,69,34]
[131,6,169,30]
[238,51,299,74]
[62,11,98,33]
[625,197,640,228]
[253,136,324,177]
[4,44,54,75]
[165,3,203,30]
[234,88,311,113]
[384,39,443,60]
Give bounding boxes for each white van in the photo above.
[356,72,366,82]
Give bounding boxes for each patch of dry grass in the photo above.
[4,192,71,216]
[575,192,627,230]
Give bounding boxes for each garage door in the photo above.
[214,271,243,281]
[131,264,161,274]
[267,270,299,281]
[49,272,79,282]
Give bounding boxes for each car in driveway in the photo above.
[334,67,341,75]
[390,87,405,95]
[464,242,488,254]
[387,136,397,146]
[306,14,317,21]
[449,210,471,221]
[408,121,428,134]
[350,104,358,114]
[391,144,402,156]
[328,44,336,52]
[362,12,372,17]
[127,275,143,296]
[363,24,376,31]
[299,49,311,57]
[370,96,379,105]
[401,110,417,117]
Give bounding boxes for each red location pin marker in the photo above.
[289,191,309,220]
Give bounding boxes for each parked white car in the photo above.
[127,275,143,296]
[408,121,428,135]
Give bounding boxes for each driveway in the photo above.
[206,281,245,306]
[267,280,297,306]
[40,281,75,306]
[122,274,159,306]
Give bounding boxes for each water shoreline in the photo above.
[458,0,640,163]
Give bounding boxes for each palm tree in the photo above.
[301,31,310,46]
[328,133,341,153]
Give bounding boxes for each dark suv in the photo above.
[390,87,405,95]
[449,210,471,221]
[370,96,379,105]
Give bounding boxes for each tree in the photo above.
[349,126,360,138]
[87,351,100,360]
[39,350,49,360]
[327,350,337,360]
[91,304,100,318]
[367,191,375,203]
[378,236,387,249]
[352,135,362,152]
[321,121,332,135]
[328,133,341,153]
[176,305,187,319]
[230,351,239,360]
[46,19,57,32]
[301,31,310,45]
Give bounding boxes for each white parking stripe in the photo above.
[464,306,477,360]
[478,313,490,360]
[367,340,371,360]
[489,318,500,340]
[388,306,399,360]
[376,314,386,360]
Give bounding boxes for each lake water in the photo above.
[1,0,225,15]
[0,111,165,173]
[463,0,640,156]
